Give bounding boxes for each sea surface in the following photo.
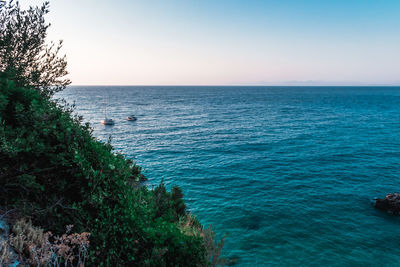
[59,86,400,266]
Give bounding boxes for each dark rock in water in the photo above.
[375,193,400,214]
[226,255,240,266]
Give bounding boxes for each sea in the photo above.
[59,86,400,266]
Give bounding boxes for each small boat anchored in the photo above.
[101,97,115,125]
[126,115,137,121]
[101,118,115,125]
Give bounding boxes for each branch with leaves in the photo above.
[0,0,70,97]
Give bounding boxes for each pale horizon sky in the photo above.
[22,0,400,86]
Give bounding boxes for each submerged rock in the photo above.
[375,193,400,214]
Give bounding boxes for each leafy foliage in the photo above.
[0,0,70,97]
[0,76,210,266]
[0,1,225,266]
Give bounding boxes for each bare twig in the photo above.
[0,208,16,220]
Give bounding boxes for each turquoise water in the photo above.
[60,86,400,266]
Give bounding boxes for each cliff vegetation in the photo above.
[0,1,226,266]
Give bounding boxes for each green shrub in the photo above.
[0,75,208,266]
[0,1,70,96]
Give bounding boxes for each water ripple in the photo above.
[58,86,400,266]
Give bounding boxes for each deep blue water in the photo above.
[59,86,400,266]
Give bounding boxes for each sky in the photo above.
[21,0,400,85]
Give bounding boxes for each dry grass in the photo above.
[179,213,201,236]
[180,213,229,266]
[0,238,12,265]
[9,218,51,265]
[9,219,90,267]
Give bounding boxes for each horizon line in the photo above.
[68,84,400,87]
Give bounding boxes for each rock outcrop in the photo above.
[375,193,400,214]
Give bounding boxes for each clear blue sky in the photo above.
[23,0,400,85]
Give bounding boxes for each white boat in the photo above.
[126,115,137,121]
[101,97,114,125]
[101,118,115,125]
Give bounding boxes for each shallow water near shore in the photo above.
[59,86,400,266]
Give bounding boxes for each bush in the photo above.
[0,76,209,266]
[0,0,70,97]
[0,1,225,265]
